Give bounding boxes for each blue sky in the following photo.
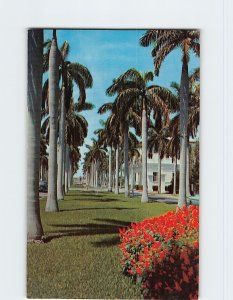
[44,29,199,176]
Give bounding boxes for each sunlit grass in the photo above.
[27,189,175,299]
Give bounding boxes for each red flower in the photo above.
[118,206,199,299]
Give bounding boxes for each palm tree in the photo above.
[83,139,107,188]
[27,29,44,240]
[43,39,93,200]
[168,70,200,196]
[43,40,93,200]
[63,100,91,192]
[107,69,168,202]
[97,105,121,193]
[140,29,200,207]
[105,86,140,197]
[57,85,66,199]
[45,30,60,212]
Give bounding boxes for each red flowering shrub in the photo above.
[119,206,199,299]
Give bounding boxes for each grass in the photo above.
[27,188,175,299]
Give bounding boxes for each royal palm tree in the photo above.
[107,69,168,202]
[27,29,44,240]
[84,139,107,188]
[97,104,121,193]
[168,69,200,196]
[43,39,92,197]
[140,29,200,207]
[43,39,93,200]
[105,82,141,197]
[45,30,60,212]
[63,100,91,192]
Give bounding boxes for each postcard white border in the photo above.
[0,0,232,299]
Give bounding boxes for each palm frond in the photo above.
[68,63,93,88]
[75,101,95,112]
[154,43,179,75]
[140,30,158,47]
[144,71,154,83]
[60,41,70,60]
[98,102,113,114]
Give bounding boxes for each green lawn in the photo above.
[27,189,175,299]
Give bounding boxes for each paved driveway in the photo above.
[130,191,178,204]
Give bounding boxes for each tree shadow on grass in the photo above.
[60,207,138,212]
[43,220,131,245]
[64,195,126,203]
[91,236,120,247]
[93,218,132,227]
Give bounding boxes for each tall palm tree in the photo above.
[43,39,93,200]
[140,29,200,207]
[83,139,107,188]
[168,70,200,196]
[63,100,91,192]
[43,40,93,200]
[45,30,60,212]
[58,61,93,195]
[107,69,168,202]
[57,85,66,199]
[105,86,141,197]
[27,29,44,240]
[97,105,121,193]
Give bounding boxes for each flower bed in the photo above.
[119,206,199,299]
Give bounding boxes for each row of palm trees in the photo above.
[27,29,199,241]
[83,29,200,208]
[83,65,199,202]
[27,29,94,240]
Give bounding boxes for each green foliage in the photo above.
[27,189,175,299]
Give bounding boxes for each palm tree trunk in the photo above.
[115,145,119,194]
[46,30,59,212]
[131,157,135,194]
[40,164,43,181]
[68,158,71,189]
[57,86,65,200]
[93,161,96,187]
[27,29,44,240]
[173,157,177,195]
[178,56,189,207]
[90,162,93,187]
[158,154,161,194]
[65,144,69,194]
[108,146,112,191]
[86,172,88,186]
[95,160,99,188]
[124,128,129,197]
[120,164,123,188]
[186,140,191,197]
[141,107,148,202]
[62,152,65,193]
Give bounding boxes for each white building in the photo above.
[130,151,180,193]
